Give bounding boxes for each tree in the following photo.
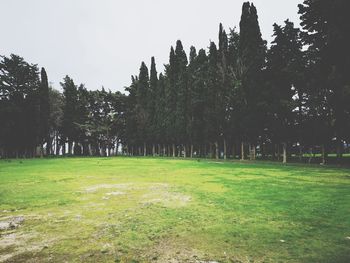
[191,48,209,157]
[299,0,350,162]
[0,54,41,157]
[174,40,188,157]
[136,62,150,156]
[61,75,78,155]
[266,21,305,163]
[48,87,64,156]
[39,67,50,156]
[148,57,158,156]
[164,47,178,157]
[238,2,267,160]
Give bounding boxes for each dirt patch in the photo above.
[142,192,191,207]
[85,183,133,193]
[0,216,24,231]
[84,183,191,207]
[145,238,216,263]
[0,231,41,262]
[85,183,169,194]
[106,191,125,196]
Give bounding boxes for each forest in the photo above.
[0,0,349,164]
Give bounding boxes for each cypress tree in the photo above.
[187,46,197,157]
[149,57,158,156]
[136,62,149,155]
[266,21,305,163]
[61,75,78,155]
[238,2,266,160]
[164,47,178,157]
[39,67,50,156]
[191,49,208,157]
[174,40,188,157]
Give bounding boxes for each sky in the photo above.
[1,0,303,93]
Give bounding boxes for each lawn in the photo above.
[0,157,349,263]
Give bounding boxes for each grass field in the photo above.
[0,157,349,263]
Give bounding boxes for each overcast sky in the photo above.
[1,0,302,93]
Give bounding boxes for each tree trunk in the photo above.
[249,143,252,160]
[308,147,313,164]
[252,144,256,160]
[68,142,73,155]
[46,136,51,156]
[172,144,176,157]
[223,139,227,160]
[215,141,219,160]
[209,143,213,159]
[40,144,44,158]
[321,144,327,165]
[184,145,187,158]
[152,144,155,157]
[282,142,287,164]
[241,142,245,160]
[61,141,66,155]
[190,144,194,158]
[232,143,235,159]
[336,138,343,160]
[277,144,281,161]
[299,143,303,162]
[144,142,147,156]
[261,143,265,159]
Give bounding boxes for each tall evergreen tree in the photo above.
[164,47,178,157]
[238,2,266,160]
[190,49,208,157]
[149,57,158,155]
[0,54,40,157]
[266,21,305,163]
[61,75,78,155]
[39,67,50,155]
[174,40,188,156]
[299,0,350,160]
[136,62,150,155]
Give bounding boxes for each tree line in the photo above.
[1,1,349,164]
[0,58,126,158]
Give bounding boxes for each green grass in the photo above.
[0,157,349,262]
